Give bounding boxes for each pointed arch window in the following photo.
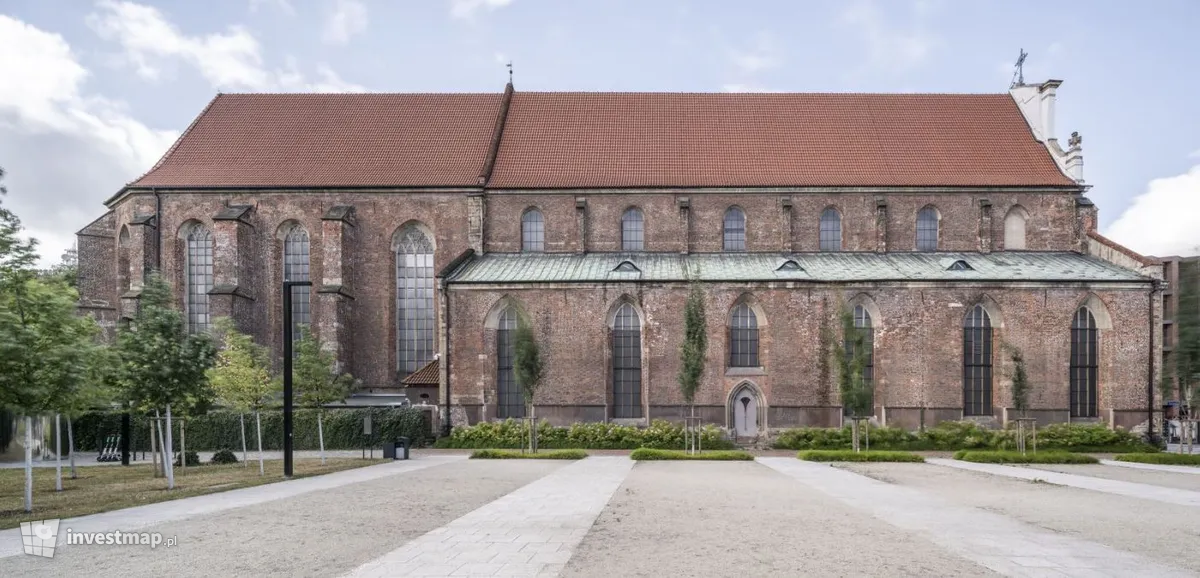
[521,209,544,252]
[496,307,524,418]
[819,208,842,252]
[621,208,644,251]
[723,207,746,252]
[396,224,435,376]
[612,303,643,418]
[917,206,939,252]
[283,225,311,336]
[184,224,213,333]
[963,305,993,416]
[1070,308,1099,418]
[729,303,760,367]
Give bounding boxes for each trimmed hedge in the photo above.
[952,450,1098,464]
[629,448,753,461]
[774,421,1152,453]
[436,419,736,450]
[1114,452,1200,466]
[470,449,588,460]
[798,450,924,463]
[71,408,432,452]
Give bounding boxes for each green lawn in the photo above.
[470,449,588,459]
[629,449,753,461]
[0,458,385,529]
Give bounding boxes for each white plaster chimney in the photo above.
[1038,79,1062,145]
[1010,78,1084,184]
[1065,131,1084,183]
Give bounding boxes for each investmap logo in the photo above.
[20,519,176,558]
[19,519,60,558]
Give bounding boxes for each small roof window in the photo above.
[947,259,973,271]
[776,259,803,272]
[613,260,641,273]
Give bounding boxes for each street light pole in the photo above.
[282,280,311,478]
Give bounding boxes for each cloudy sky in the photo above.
[1,0,1198,266]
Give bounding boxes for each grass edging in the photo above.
[469,449,588,460]
[797,450,925,463]
[1113,452,1200,466]
[953,450,1098,464]
[629,448,753,461]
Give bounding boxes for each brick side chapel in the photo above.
[75,79,1164,436]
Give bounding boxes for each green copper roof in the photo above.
[446,252,1149,284]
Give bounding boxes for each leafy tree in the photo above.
[1007,345,1030,417]
[513,314,544,452]
[677,282,707,416]
[293,325,353,464]
[208,317,280,474]
[835,307,873,418]
[42,246,78,288]
[1176,259,1200,412]
[112,273,216,489]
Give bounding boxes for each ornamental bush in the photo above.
[797,450,924,462]
[774,421,1150,453]
[174,451,201,467]
[629,448,753,461]
[469,449,587,460]
[210,448,239,464]
[1113,452,1200,466]
[952,450,1098,464]
[1032,423,1152,453]
[436,419,735,450]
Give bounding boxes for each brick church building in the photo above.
[76,79,1163,436]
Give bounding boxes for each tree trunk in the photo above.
[256,411,264,476]
[530,404,538,454]
[163,406,176,490]
[54,414,63,492]
[318,411,326,465]
[240,413,248,467]
[24,416,33,513]
[151,416,161,478]
[180,420,187,471]
[68,415,77,479]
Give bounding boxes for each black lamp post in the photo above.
[282,280,311,478]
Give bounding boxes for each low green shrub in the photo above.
[629,448,753,461]
[774,421,1152,453]
[469,449,588,460]
[1030,423,1154,453]
[437,419,736,450]
[952,450,1098,464]
[174,451,201,467]
[210,448,239,464]
[1113,452,1200,466]
[797,450,924,462]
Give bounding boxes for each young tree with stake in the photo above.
[208,317,280,474]
[677,282,707,453]
[513,314,544,453]
[293,325,353,464]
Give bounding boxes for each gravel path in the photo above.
[0,459,564,578]
[1021,463,1200,491]
[841,463,1200,574]
[563,461,992,578]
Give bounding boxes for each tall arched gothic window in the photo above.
[962,305,993,416]
[283,225,311,336]
[396,224,435,376]
[496,307,523,418]
[621,208,644,251]
[184,224,213,333]
[1070,308,1099,418]
[916,206,939,252]
[729,303,760,367]
[843,305,875,415]
[723,207,746,252]
[612,303,643,418]
[521,209,544,252]
[819,208,842,251]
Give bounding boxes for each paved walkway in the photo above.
[0,455,464,559]
[346,456,634,578]
[1100,459,1200,476]
[0,449,382,468]
[928,458,1200,507]
[758,458,1192,578]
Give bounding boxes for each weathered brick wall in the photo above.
[481,191,1080,253]
[76,211,120,340]
[448,283,1152,428]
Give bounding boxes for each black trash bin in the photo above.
[386,437,409,460]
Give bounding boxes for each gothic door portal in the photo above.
[733,388,758,437]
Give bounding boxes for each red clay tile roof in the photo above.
[127,90,1076,191]
[129,93,504,188]
[488,92,1075,188]
[401,358,439,387]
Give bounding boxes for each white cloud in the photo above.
[1105,165,1200,257]
[450,0,513,20]
[839,0,937,73]
[729,32,780,74]
[1189,149,1200,159]
[0,14,178,266]
[88,0,364,91]
[323,0,368,46]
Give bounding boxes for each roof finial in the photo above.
[506,61,513,84]
[1010,48,1027,88]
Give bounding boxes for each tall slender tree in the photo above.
[112,273,216,489]
[677,282,707,417]
[512,314,544,452]
[208,317,279,474]
[834,306,872,418]
[294,325,353,464]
